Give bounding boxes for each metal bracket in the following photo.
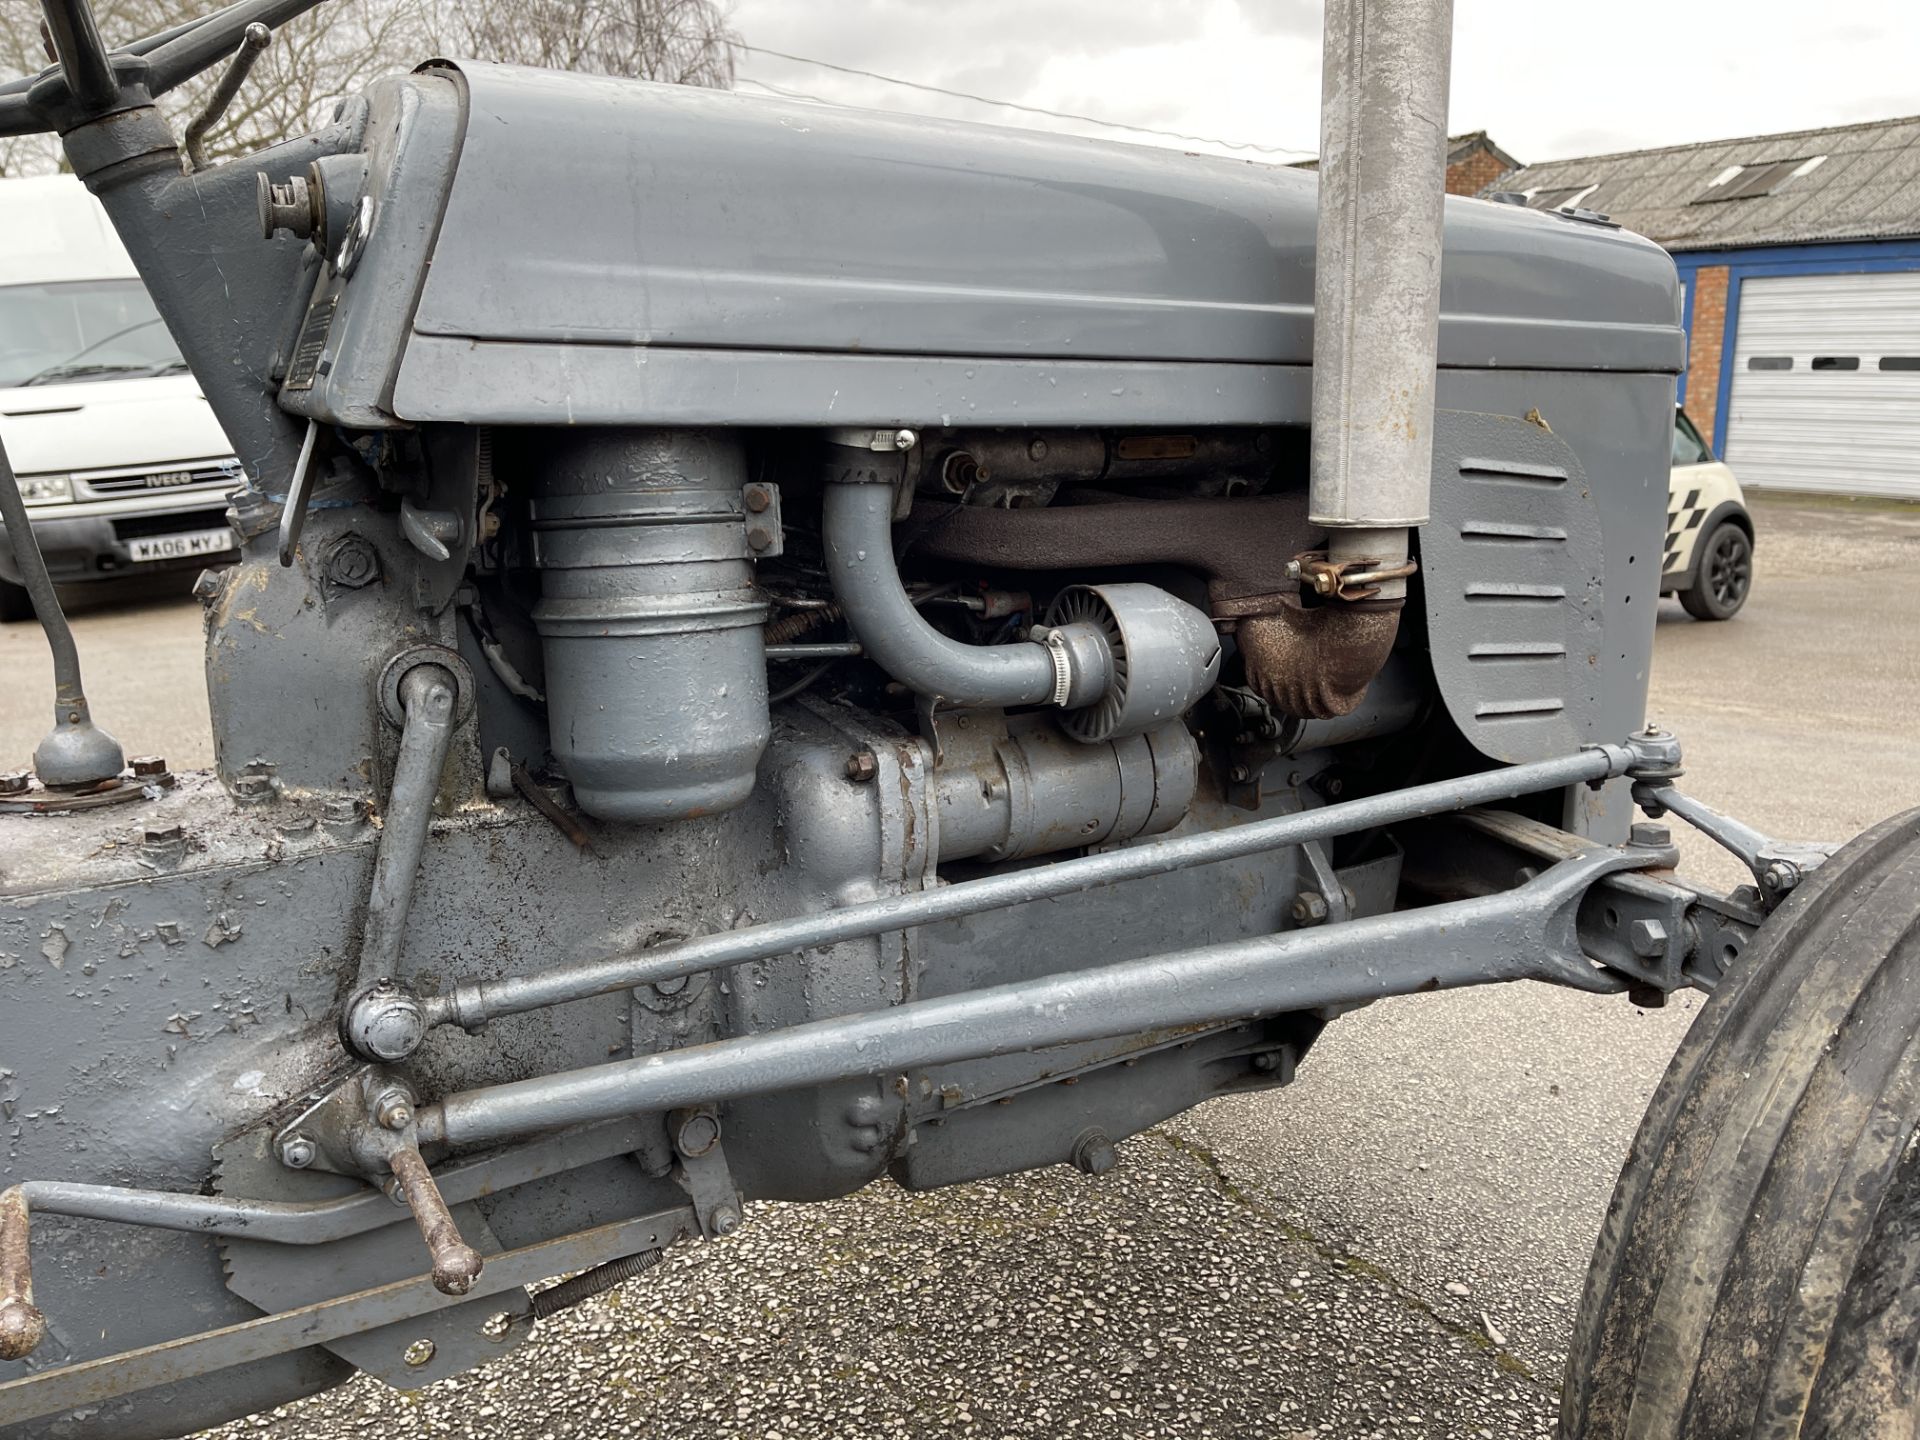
[671,1122,742,1239]
[1286,549,1420,602]
[0,1208,696,1430]
[1633,781,1836,905]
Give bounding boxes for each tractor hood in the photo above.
[280,62,1685,429]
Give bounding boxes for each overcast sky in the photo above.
[728,1,1918,168]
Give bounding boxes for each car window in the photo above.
[1672,410,1711,466]
[0,279,185,388]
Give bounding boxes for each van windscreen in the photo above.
[0,279,185,388]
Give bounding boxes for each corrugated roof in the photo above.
[1484,114,1920,251]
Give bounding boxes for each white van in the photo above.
[0,174,241,620]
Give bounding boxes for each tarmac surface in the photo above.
[3,492,1917,1438]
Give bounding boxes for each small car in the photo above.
[1662,406,1754,620]
[0,175,241,622]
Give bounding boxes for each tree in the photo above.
[0,0,736,176]
[426,0,737,89]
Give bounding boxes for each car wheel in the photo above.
[1561,806,1920,1438]
[0,579,34,623]
[1679,522,1752,621]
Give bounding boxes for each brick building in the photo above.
[1289,130,1520,199]
[1486,116,1920,500]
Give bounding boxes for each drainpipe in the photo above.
[1307,0,1455,602]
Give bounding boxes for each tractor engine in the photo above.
[1,48,1692,1440]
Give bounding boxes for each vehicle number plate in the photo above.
[128,528,237,563]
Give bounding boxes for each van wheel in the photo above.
[0,580,33,623]
[1561,805,1920,1438]
[1678,522,1751,620]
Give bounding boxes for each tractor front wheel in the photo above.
[1562,805,1920,1438]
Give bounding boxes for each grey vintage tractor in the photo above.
[2,1,1916,1435]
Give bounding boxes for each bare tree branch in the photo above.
[0,0,737,175]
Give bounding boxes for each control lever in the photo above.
[181,20,271,172]
[0,1187,45,1361]
[386,1147,485,1297]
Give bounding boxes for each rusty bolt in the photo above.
[742,482,773,513]
[1071,1129,1118,1177]
[279,1135,317,1170]
[675,1111,721,1159]
[711,1204,743,1236]
[1290,891,1330,927]
[0,772,28,796]
[745,522,776,552]
[845,749,879,784]
[1629,821,1671,848]
[130,756,168,778]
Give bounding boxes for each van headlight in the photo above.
[15,473,73,506]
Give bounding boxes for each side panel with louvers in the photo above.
[1422,372,1670,836]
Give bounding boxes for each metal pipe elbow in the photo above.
[1236,594,1403,720]
[822,479,1076,708]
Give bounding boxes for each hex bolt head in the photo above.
[321,796,370,834]
[1629,822,1671,848]
[1762,860,1800,893]
[0,771,29,796]
[323,535,381,589]
[1629,917,1670,958]
[742,483,773,513]
[1290,891,1330,927]
[373,1089,415,1132]
[129,756,168,778]
[845,749,879,784]
[1071,1129,1119,1177]
[279,1135,317,1170]
[1229,764,1253,784]
[745,522,776,552]
[711,1204,743,1236]
[232,773,275,806]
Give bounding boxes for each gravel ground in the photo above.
[5,494,1918,1438]
[203,1131,1551,1440]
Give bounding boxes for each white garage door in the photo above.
[1725,269,1920,499]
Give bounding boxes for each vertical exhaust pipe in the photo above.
[1308,0,1455,601]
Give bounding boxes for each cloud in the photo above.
[731,0,1917,166]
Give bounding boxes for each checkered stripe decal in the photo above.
[1664,487,1707,574]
